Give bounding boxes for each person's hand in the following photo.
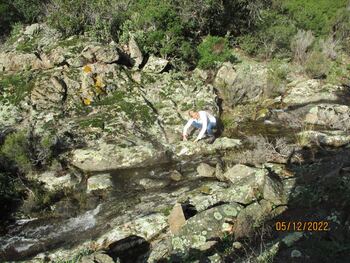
[183,134,188,141]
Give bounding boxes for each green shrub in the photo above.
[266,59,290,97]
[197,36,235,69]
[1,131,31,171]
[305,51,331,79]
[0,131,54,172]
[0,72,35,105]
[0,0,44,37]
[278,0,348,36]
[237,10,296,58]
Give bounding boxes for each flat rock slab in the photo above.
[71,143,168,172]
[283,79,344,107]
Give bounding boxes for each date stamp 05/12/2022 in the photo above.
[275,221,331,232]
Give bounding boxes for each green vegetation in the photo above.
[1,131,32,172]
[0,130,54,172]
[0,72,35,105]
[305,51,331,79]
[266,59,290,97]
[197,36,235,69]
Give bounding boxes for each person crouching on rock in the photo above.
[182,110,217,143]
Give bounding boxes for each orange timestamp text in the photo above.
[275,221,330,232]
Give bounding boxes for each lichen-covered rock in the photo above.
[214,62,237,88]
[0,53,45,72]
[128,37,143,68]
[196,163,216,178]
[173,137,241,160]
[171,204,242,253]
[32,171,81,191]
[298,130,350,147]
[80,252,114,263]
[143,56,169,73]
[305,104,350,130]
[87,173,113,193]
[283,79,345,106]
[138,178,168,190]
[217,62,267,107]
[81,44,119,64]
[71,142,168,172]
[0,104,21,126]
[223,164,267,185]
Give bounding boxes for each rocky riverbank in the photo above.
[1,23,350,262]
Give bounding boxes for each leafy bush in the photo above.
[0,131,54,172]
[47,0,128,40]
[1,131,31,171]
[0,0,44,38]
[197,36,235,69]
[277,0,348,36]
[238,10,296,58]
[304,51,331,79]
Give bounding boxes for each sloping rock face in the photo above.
[283,79,345,107]
[0,24,225,174]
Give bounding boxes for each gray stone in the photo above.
[282,232,303,247]
[170,170,182,181]
[283,79,344,106]
[71,142,167,172]
[305,104,350,130]
[34,171,80,191]
[223,164,267,185]
[214,62,237,88]
[263,174,285,205]
[138,178,168,190]
[168,203,186,235]
[143,56,169,73]
[129,36,143,68]
[196,163,216,178]
[298,130,350,147]
[172,204,242,253]
[87,173,113,193]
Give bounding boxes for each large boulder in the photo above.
[31,171,81,192]
[305,104,350,130]
[171,204,242,253]
[173,137,241,160]
[214,62,237,88]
